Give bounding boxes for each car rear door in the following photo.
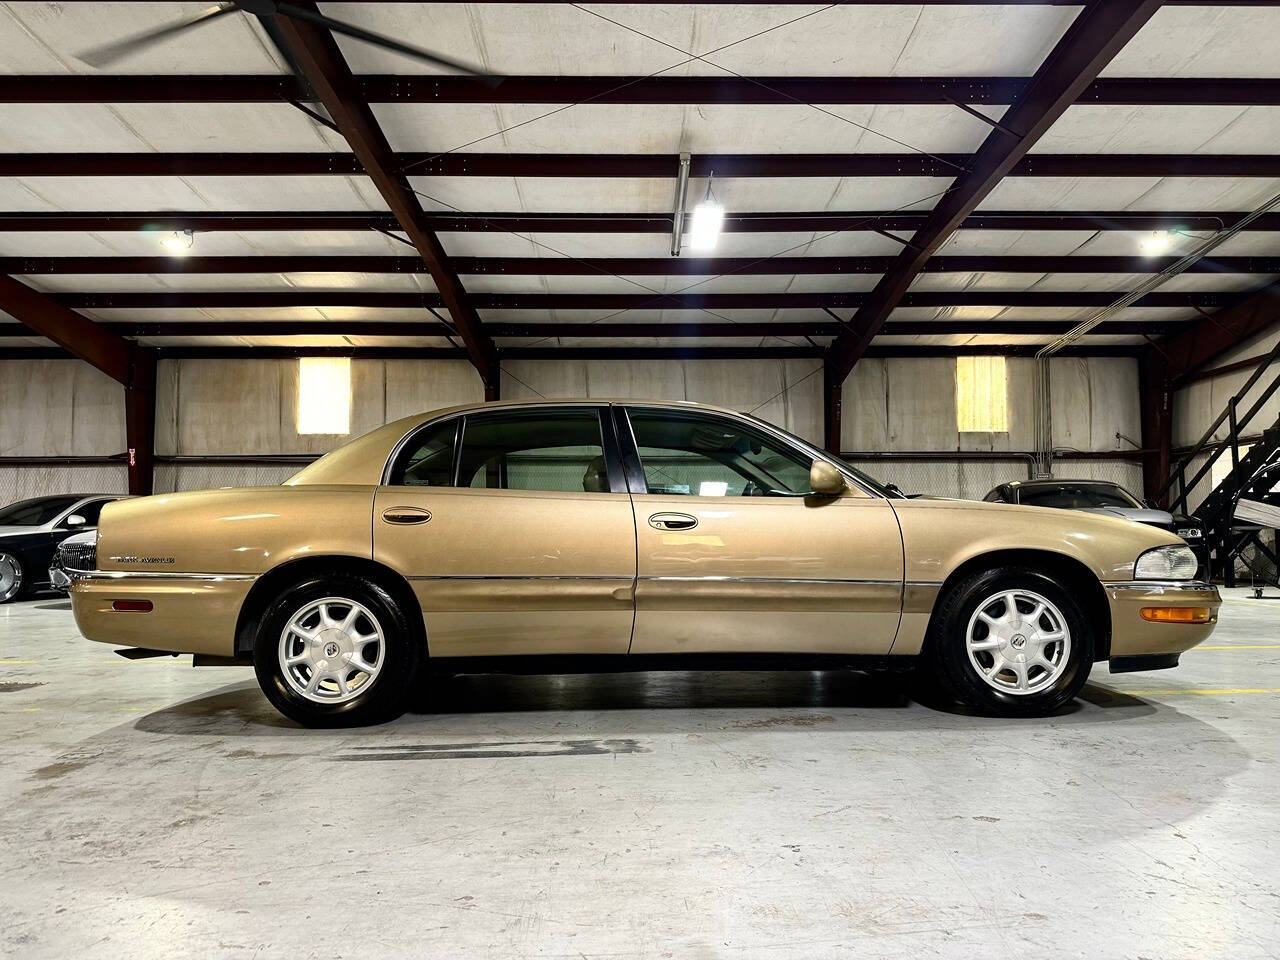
[374,405,637,658]
[618,405,903,655]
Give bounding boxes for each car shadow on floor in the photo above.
[129,668,1163,739]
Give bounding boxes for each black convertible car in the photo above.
[0,494,129,603]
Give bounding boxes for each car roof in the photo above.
[286,398,800,488]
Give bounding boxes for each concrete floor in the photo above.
[2,594,1278,960]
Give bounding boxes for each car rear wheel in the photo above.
[928,566,1093,717]
[253,573,422,727]
[0,552,25,604]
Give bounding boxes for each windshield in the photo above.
[1018,484,1142,510]
[0,496,80,527]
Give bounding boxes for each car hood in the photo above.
[1080,506,1175,526]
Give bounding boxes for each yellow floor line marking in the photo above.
[1109,687,1280,696]
[0,659,40,665]
[1195,644,1280,650]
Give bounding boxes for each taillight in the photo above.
[112,599,153,612]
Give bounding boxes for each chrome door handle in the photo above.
[648,512,698,531]
[381,506,431,525]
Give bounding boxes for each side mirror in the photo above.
[65,514,86,528]
[810,459,846,497]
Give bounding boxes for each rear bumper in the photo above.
[70,573,254,657]
[1102,580,1220,667]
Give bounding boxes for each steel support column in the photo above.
[125,350,157,496]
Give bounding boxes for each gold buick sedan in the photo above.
[68,399,1219,727]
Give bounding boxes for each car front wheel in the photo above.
[253,573,421,727]
[928,566,1093,717]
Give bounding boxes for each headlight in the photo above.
[1176,526,1202,540]
[1134,544,1199,580]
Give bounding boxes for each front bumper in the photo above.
[70,573,254,657]
[1102,580,1221,669]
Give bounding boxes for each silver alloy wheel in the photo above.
[965,589,1071,696]
[278,596,385,704]
[0,553,23,603]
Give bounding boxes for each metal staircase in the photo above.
[1159,337,1280,585]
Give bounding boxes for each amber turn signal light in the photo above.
[1140,606,1211,624]
[112,599,153,612]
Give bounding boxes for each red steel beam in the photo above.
[0,274,135,382]
[6,74,1280,105]
[829,0,1164,389]
[51,290,1240,310]
[1162,279,1280,385]
[0,318,1192,340]
[4,211,1279,234]
[4,254,1278,276]
[2,152,1275,178]
[0,275,156,494]
[267,5,496,391]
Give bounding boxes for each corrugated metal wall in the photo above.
[0,356,1141,500]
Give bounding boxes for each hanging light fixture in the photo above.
[160,229,194,255]
[1139,230,1172,255]
[688,173,724,253]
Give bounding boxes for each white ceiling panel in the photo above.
[2,176,389,212]
[0,104,347,153]
[1069,230,1200,258]
[373,103,1003,156]
[1158,273,1277,295]
[478,307,784,324]
[1102,6,1280,78]
[0,230,411,258]
[1122,178,1280,213]
[978,177,1165,212]
[4,177,206,212]
[412,175,949,214]
[1211,233,1280,257]
[438,229,908,260]
[941,230,1097,257]
[0,2,289,74]
[135,335,457,349]
[325,3,1076,77]
[1032,105,1280,156]
[911,272,1047,293]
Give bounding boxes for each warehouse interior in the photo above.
[2,1,1280,957]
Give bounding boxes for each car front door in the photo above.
[373,406,637,658]
[619,406,903,655]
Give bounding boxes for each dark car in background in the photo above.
[0,494,129,603]
[983,479,1205,567]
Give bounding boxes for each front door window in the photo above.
[626,410,814,497]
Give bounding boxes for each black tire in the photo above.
[0,552,25,604]
[927,565,1093,717]
[253,571,422,728]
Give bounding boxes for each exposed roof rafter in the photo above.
[1159,279,1280,384]
[265,2,497,388]
[830,0,1165,383]
[0,274,137,384]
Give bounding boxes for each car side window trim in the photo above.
[382,415,461,487]
[611,405,649,494]
[453,405,628,495]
